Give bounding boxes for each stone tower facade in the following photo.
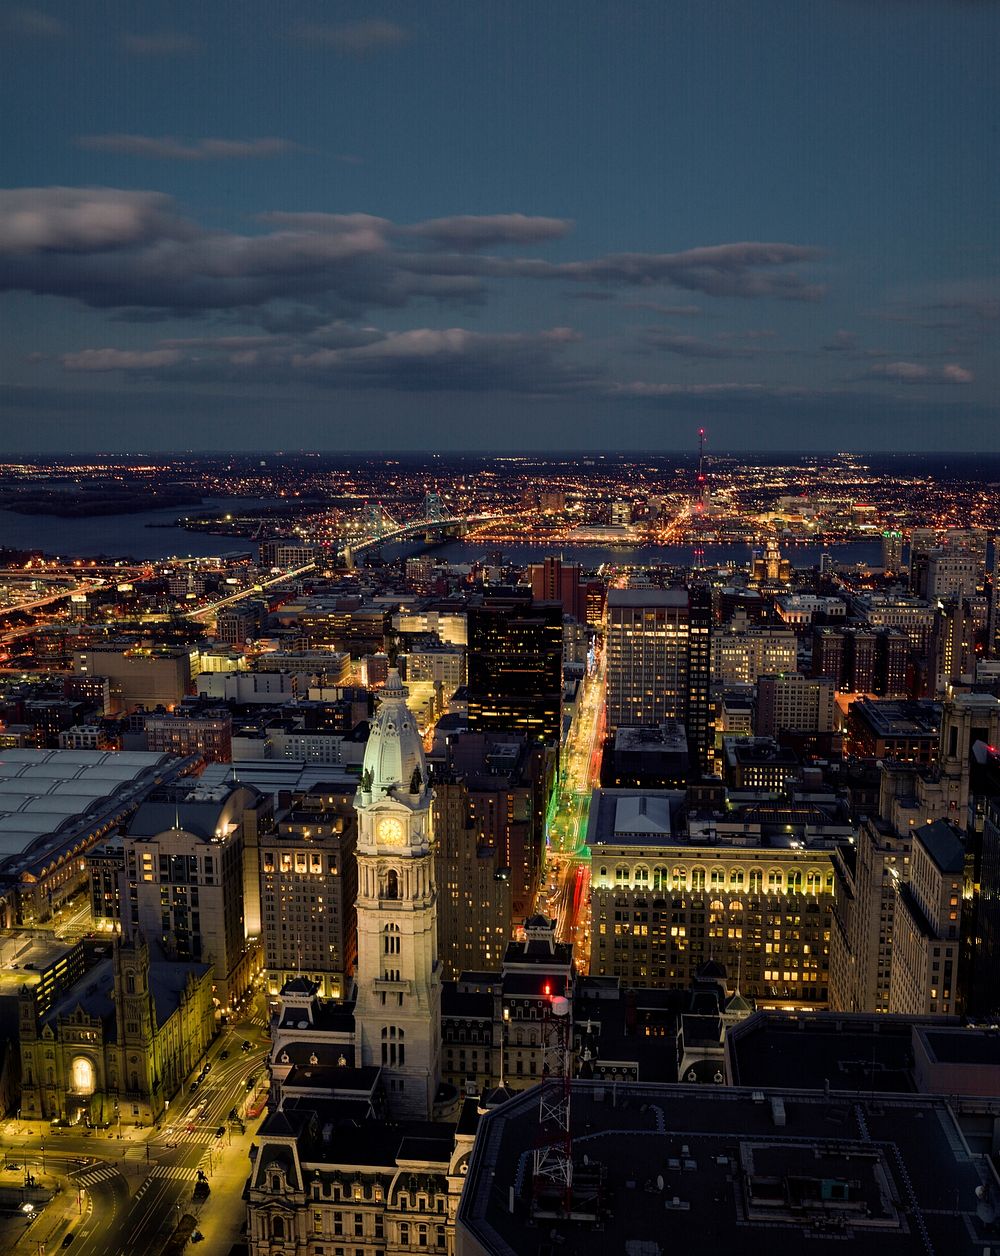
[353,670,441,1120]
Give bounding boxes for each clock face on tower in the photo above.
[377,816,405,846]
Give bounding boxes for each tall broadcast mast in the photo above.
[696,427,707,514]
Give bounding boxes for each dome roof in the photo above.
[361,669,427,798]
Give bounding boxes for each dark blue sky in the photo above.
[2,0,999,452]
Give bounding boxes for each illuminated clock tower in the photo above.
[353,669,441,1120]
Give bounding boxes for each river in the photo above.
[0,499,271,560]
[385,538,885,570]
[0,504,885,570]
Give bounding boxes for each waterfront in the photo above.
[0,500,268,561]
[0,501,887,569]
[390,538,886,570]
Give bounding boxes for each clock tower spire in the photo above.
[353,669,441,1120]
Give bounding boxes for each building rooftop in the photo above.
[607,589,688,608]
[0,748,187,869]
[919,819,966,874]
[613,724,688,755]
[726,1011,917,1093]
[458,1081,998,1256]
[918,1026,1000,1068]
[849,697,942,737]
[587,789,686,849]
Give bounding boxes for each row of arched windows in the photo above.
[597,864,832,894]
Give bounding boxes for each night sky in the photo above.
[2,1,999,453]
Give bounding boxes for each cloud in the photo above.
[57,325,595,395]
[293,19,409,55]
[120,32,202,56]
[823,329,858,352]
[61,348,183,372]
[4,6,67,37]
[623,301,705,316]
[0,187,825,323]
[406,214,573,249]
[0,187,194,252]
[76,135,304,161]
[485,241,825,301]
[868,360,974,384]
[281,324,595,393]
[610,380,790,399]
[638,330,743,359]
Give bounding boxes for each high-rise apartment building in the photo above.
[755,673,835,739]
[711,626,797,686]
[889,820,963,1017]
[829,817,911,1014]
[122,782,270,1011]
[430,731,555,973]
[922,548,979,601]
[527,556,598,624]
[812,626,910,697]
[259,787,358,999]
[466,596,563,744]
[606,588,712,772]
[587,789,835,1003]
[144,708,233,764]
[881,530,904,575]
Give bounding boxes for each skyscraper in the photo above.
[605,588,713,773]
[466,596,563,743]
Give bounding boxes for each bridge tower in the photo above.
[423,491,446,522]
[363,501,388,540]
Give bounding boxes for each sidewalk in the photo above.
[4,1167,86,1256]
[189,1121,259,1255]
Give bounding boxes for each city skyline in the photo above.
[3,1,999,452]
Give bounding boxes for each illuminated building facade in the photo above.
[606,588,713,773]
[260,787,358,999]
[587,790,835,1005]
[18,931,214,1127]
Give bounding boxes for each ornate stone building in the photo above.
[19,932,214,1127]
[247,672,465,1254]
[352,668,443,1121]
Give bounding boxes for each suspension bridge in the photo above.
[340,491,500,565]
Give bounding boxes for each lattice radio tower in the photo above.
[531,988,573,1214]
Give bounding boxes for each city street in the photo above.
[539,641,606,967]
[0,1020,271,1256]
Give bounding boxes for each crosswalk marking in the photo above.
[75,1164,121,1186]
[149,1165,201,1181]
